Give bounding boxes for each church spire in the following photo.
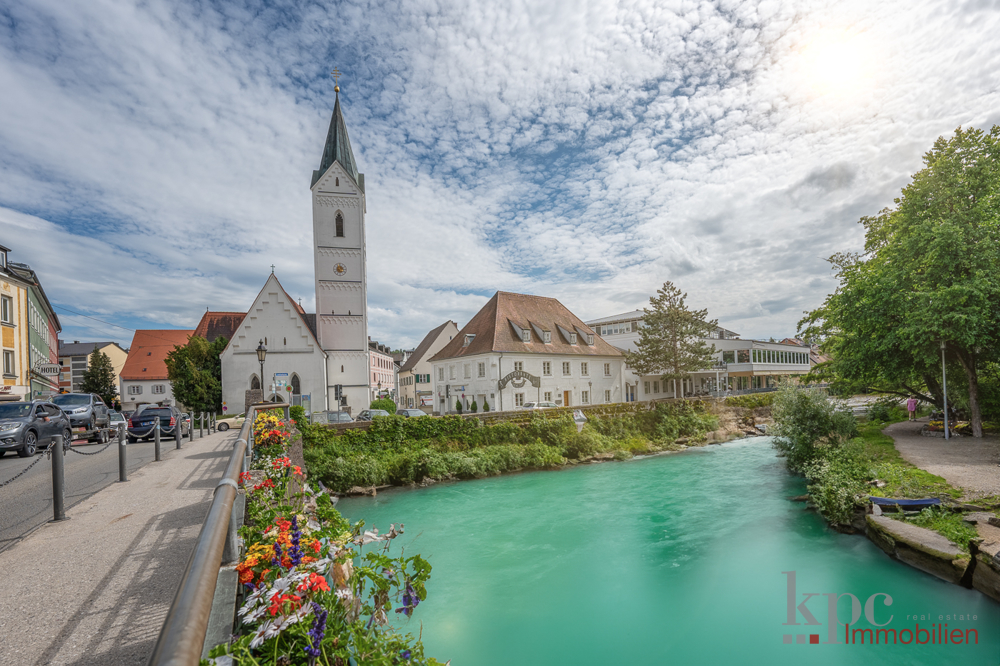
[314,85,360,188]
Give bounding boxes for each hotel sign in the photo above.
[498,370,540,390]
[34,363,61,377]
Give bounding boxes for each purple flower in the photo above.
[272,541,282,567]
[289,515,303,567]
[395,579,420,617]
[400,649,412,660]
[304,602,327,659]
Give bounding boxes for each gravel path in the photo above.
[884,418,1000,499]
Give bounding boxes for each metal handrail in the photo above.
[148,402,290,666]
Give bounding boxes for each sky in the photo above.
[2,0,999,350]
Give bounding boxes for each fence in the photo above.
[148,402,289,666]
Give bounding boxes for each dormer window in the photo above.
[543,331,551,343]
[522,330,531,343]
[464,334,476,346]
[569,332,577,344]
[587,334,594,345]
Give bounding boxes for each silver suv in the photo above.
[51,393,110,431]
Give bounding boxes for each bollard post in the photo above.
[175,414,182,449]
[212,411,217,433]
[200,412,204,438]
[188,413,195,440]
[50,434,68,522]
[118,423,128,482]
[154,416,161,462]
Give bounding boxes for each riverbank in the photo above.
[300,401,767,495]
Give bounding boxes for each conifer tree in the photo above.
[80,346,119,407]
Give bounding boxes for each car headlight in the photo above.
[73,408,88,414]
[0,422,22,433]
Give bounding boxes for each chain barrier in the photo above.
[0,450,47,488]
[66,436,117,456]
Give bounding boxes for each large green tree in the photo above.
[165,335,228,413]
[626,281,718,399]
[801,126,1000,437]
[80,346,119,407]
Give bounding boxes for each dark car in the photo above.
[0,401,72,457]
[51,392,110,432]
[127,406,188,443]
[354,409,391,422]
[397,409,428,418]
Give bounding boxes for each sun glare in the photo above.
[799,31,876,98]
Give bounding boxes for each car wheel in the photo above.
[18,431,38,457]
[63,428,73,445]
[127,436,137,444]
[89,415,96,431]
[0,450,5,458]
[218,422,229,432]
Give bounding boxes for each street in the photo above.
[0,435,176,552]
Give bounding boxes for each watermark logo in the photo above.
[781,571,979,646]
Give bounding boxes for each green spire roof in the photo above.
[314,92,360,187]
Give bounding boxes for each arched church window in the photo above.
[251,375,260,390]
[335,212,344,237]
[291,374,301,395]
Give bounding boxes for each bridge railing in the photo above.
[147,401,290,666]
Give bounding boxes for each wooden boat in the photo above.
[869,496,942,510]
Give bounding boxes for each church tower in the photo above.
[311,84,369,414]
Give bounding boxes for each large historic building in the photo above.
[430,292,625,413]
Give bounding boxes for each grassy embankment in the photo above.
[297,402,721,493]
[775,394,983,549]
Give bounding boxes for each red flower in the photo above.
[268,591,302,616]
[297,572,330,593]
[311,540,321,554]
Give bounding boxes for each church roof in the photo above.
[193,311,245,344]
[314,93,360,188]
[429,292,622,362]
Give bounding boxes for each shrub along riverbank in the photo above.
[298,402,722,493]
[770,385,973,533]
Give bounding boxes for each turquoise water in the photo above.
[338,438,1000,665]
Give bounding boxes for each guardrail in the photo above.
[148,401,290,666]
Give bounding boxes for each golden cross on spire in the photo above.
[331,67,342,92]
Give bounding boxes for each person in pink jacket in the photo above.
[906,396,918,421]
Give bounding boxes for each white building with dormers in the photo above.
[429,292,626,414]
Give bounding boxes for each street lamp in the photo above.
[941,340,949,441]
[256,340,267,399]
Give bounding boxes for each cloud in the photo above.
[1,0,999,348]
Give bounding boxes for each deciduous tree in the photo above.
[626,282,718,399]
[165,335,227,413]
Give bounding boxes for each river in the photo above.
[338,437,999,665]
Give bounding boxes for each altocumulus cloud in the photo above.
[1,0,999,347]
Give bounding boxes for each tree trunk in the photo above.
[920,373,944,409]
[954,347,983,438]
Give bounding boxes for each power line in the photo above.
[54,305,134,332]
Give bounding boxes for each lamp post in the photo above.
[941,341,949,441]
[256,340,267,401]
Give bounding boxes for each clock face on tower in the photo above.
[334,263,347,276]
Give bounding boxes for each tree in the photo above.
[626,282,718,399]
[455,399,463,414]
[80,346,119,407]
[165,335,227,413]
[470,399,478,413]
[801,126,1000,437]
[369,398,397,414]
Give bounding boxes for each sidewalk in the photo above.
[0,428,238,666]
[883,418,1000,499]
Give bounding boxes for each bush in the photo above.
[370,398,397,414]
[724,392,776,409]
[289,404,305,425]
[866,396,904,424]
[455,399,463,414]
[470,399,478,413]
[483,399,490,412]
[772,385,857,473]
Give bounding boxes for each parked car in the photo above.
[127,406,188,443]
[522,401,558,410]
[324,411,355,424]
[108,411,127,431]
[354,409,391,422]
[0,401,72,457]
[397,409,428,418]
[51,392,110,432]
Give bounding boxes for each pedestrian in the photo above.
[906,396,918,421]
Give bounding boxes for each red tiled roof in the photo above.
[120,329,194,380]
[194,311,245,344]
[430,292,622,362]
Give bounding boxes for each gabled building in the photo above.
[219,273,327,416]
[120,329,193,413]
[399,321,459,411]
[430,292,625,413]
[194,311,246,344]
